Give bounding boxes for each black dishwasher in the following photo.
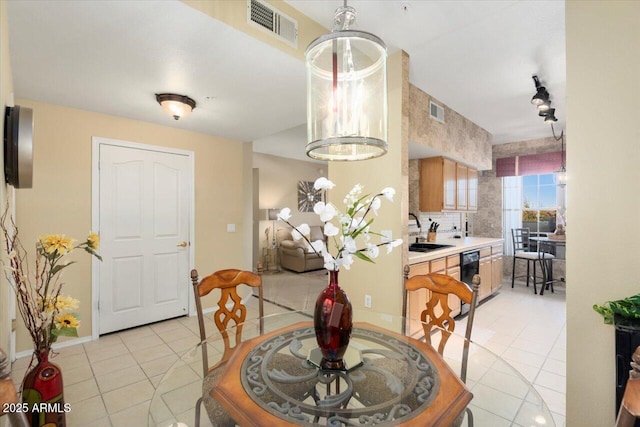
[459,250,480,315]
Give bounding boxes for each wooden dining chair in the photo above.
[190,268,263,427]
[617,346,640,427]
[402,266,481,427]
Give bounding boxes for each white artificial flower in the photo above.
[314,177,335,190]
[313,202,337,222]
[311,240,325,254]
[277,207,292,221]
[340,253,354,270]
[344,184,363,207]
[324,252,338,270]
[366,243,380,259]
[381,187,395,202]
[370,198,381,215]
[341,236,357,254]
[349,217,365,231]
[324,222,339,237]
[291,223,310,241]
[386,238,403,254]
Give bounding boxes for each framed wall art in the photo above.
[298,180,323,212]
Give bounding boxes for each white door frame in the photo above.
[91,137,196,340]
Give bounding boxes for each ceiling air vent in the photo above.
[430,101,445,123]
[248,0,298,48]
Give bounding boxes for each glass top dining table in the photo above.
[148,309,555,427]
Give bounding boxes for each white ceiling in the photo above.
[6,0,565,162]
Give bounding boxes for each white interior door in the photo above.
[98,143,191,334]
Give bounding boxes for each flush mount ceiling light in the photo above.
[155,93,196,120]
[305,1,388,161]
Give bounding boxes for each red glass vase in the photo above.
[22,349,66,427]
[313,269,353,370]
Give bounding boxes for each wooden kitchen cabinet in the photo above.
[419,156,478,212]
[456,163,468,211]
[407,262,430,337]
[491,244,504,292]
[419,157,456,211]
[467,167,478,211]
[478,247,492,300]
[446,255,461,317]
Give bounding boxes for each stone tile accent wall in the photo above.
[409,84,492,170]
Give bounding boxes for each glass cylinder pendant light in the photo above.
[305,3,388,161]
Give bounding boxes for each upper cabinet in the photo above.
[467,167,478,211]
[419,156,478,212]
[456,163,468,210]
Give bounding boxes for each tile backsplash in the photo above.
[409,211,466,240]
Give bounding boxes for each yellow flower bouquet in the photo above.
[1,212,101,353]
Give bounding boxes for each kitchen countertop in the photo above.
[408,236,504,264]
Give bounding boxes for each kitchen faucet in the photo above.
[409,213,421,243]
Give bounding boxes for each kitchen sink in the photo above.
[408,243,455,253]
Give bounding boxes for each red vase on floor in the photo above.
[22,349,66,427]
[313,269,353,370]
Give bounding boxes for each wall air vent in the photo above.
[430,101,445,123]
[248,0,298,48]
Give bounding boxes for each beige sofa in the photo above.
[277,226,325,273]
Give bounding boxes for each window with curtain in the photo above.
[502,173,563,256]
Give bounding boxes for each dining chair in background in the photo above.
[535,240,556,295]
[402,267,481,427]
[511,228,552,294]
[190,268,263,427]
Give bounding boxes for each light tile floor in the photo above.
[10,275,566,427]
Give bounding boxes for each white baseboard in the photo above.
[14,298,254,360]
[14,335,94,360]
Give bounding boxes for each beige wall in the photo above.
[253,152,325,260]
[329,50,408,317]
[566,1,640,425]
[182,0,326,61]
[0,0,13,356]
[13,100,247,352]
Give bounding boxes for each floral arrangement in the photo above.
[1,212,101,354]
[277,177,402,271]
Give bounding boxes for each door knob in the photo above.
[177,241,188,248]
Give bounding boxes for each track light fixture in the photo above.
[530,75,559,123]
[531,75,565,185]
[530,75,549,107]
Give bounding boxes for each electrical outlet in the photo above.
[227,224,236,232]
[364,294,372,308]
[381,230,392,243]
